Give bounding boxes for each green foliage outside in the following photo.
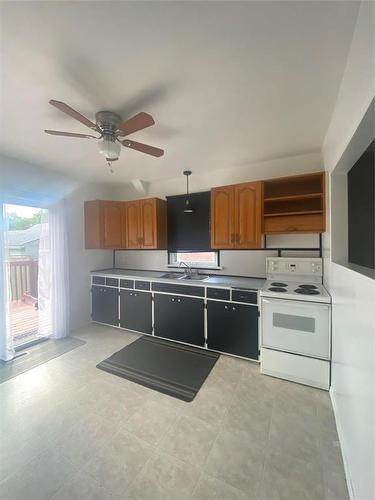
[8,210,44,230]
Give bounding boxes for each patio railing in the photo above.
[7,258,38,301]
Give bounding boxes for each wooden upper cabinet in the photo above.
[211,186,235,249]
[102,201,124,249]
[125,200,141,249]
[140,199,157,248]
[125,198,167,249]
[84,200,126,249]
[84,198,167,250]
[235,182,262,248]
[211,182,262,249]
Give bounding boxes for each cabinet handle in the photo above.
[172,298,175,302]
[224,305,228,309]
[232,306,236,311]
[177,298,181,303]
[230,234,235,243]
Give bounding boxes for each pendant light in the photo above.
[183,170,194,213]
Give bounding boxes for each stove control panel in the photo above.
[266,257,323,279]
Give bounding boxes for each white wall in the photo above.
[65,183,114,332]
[115,234,320,279]
[0,154,79,207]
[322,3,375,500]
[112,151,323,201]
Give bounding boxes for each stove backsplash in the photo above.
[114,234,320,278]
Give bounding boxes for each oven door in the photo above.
[261,298,330,359]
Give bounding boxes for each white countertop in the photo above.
[91,268,265,290]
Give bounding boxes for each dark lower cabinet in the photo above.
[120,290,152,334]
[91,286,119,326]
[154,294,205,347]
[207,300,258,359]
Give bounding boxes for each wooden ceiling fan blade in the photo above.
[122,139,164,157]
[49,100,97,130]
[118,112,155,136]
[45,129,97,139]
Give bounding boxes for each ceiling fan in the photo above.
[45,100,164,170]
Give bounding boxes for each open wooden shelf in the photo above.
[264,192,323,202]
[264,210,323,218]
[262,172,326,234]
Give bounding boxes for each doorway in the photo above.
[4,203,49,348]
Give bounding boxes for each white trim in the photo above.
[329,388,356,500]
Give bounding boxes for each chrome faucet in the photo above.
[179,261,193,276]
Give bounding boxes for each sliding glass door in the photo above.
[4,203,49,348]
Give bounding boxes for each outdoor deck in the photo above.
[10,301,39,346]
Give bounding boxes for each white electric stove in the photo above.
[260,257,331,390]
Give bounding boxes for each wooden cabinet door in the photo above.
[140,199,157,249]
[125,201,141,248]
[211,186,235,249]
[102,201,123,249]
[234,182,261,248]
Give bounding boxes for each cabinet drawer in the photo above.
[232,289,257,304]
[120,279,134,289]
[207,287,230,300]
[106,277,119,287]
[92,276,105,285]
[135,280,151,291]
[152,282,205,297]
[263,214,324,233]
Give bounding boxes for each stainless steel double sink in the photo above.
[160,272,209,282]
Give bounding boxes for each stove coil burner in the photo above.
[295,288,320,295]
[270,282,287,287]
[298,284,318,289]
[269,287,287,292]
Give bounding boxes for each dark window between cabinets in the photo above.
[167,191,211,252]
[347,140,375,270]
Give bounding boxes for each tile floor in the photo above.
[0,324,349,500]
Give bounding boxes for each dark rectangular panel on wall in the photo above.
[348,140,375,270]
[167,191,211,251]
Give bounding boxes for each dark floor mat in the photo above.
[0,337,86,383]
[97,336,219,402]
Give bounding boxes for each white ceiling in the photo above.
[0,1,359,185]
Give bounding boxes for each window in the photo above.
[169,251,220,269]
[347,140,374,270]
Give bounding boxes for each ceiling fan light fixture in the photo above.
[98,134,121,160]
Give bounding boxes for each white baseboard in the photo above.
[329,388,356,500]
